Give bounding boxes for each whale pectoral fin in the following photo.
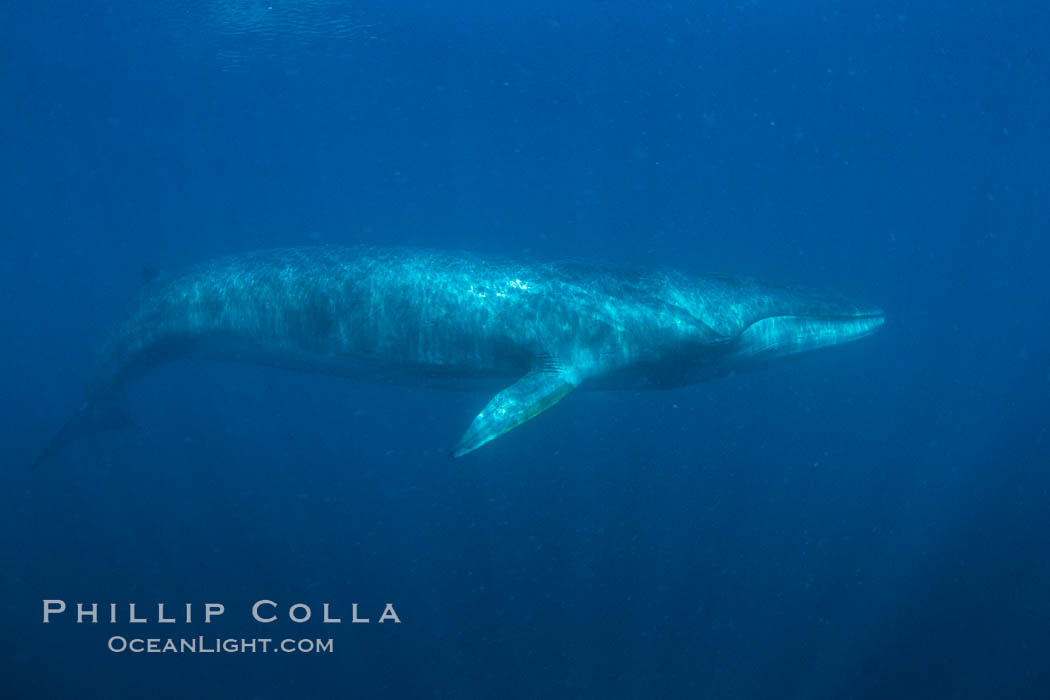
[453,370,577,457]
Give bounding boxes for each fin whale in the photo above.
[33,246,884,463]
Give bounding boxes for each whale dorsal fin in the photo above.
[453,369,577,457]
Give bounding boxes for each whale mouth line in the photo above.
[763,310,886,326]
[792,309,884,320]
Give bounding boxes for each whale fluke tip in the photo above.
[29,398,132,469]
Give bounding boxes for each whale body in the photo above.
[36,246,884,463]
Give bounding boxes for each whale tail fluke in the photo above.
[30,396,132,469]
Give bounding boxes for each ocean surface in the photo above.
[2,1,1049,698]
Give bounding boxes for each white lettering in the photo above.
[77,603,98,623]
[204,603,225,623]
[289,603,311,623]
[379,604,401,623]
[252,600,277,623]
[43,600,66,623]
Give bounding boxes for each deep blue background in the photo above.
[3,1,1049,698]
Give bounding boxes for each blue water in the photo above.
[3,2,1049,698]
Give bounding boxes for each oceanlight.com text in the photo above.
[107,636,334,654]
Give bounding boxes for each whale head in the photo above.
[729,289,885,364]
